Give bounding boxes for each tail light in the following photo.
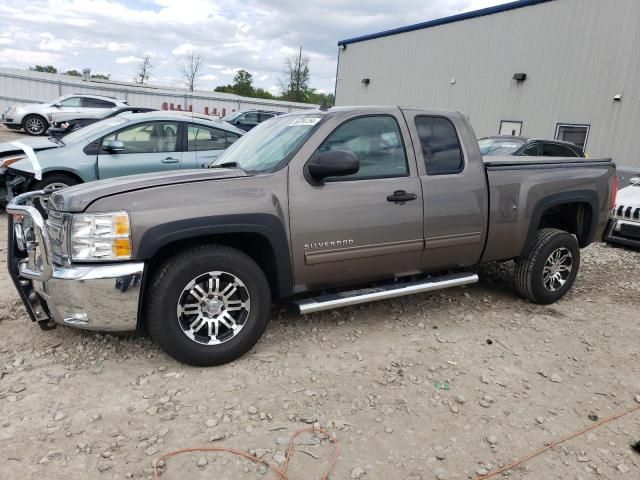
[610,176,619,210]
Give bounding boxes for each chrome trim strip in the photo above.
[425,232,482,249]
[50,262,145,281]
[295,272,478,314]
[304,238,424,265]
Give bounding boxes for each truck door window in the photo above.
[415,116,464,175]
[317,115,408,181]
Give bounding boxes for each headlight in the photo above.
[0,154,26,168]
[70,212,132,261]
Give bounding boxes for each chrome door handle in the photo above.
[161,157,180,164]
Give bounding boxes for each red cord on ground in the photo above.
[152,426,340,480]
[477,403,640,479]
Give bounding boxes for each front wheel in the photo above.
[514,228,580,304]
[22,114,48,135]
[145,245,271,366]
[32,173,79,214]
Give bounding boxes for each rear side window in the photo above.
[415,116,464,175]
[542,143,579,157]
[188,125,235,151]
[83,97,116,108]
[317,115,408,181]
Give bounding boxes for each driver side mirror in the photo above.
[305,150,359,185]
[53,103,62,108]
[103,139,125,153]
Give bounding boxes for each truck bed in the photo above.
[480,156,616,263]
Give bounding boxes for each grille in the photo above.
[614,204,640,220]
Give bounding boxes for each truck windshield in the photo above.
[478,138,525,155]
[211,114,324,173]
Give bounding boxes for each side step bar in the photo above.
[294,272,478,315]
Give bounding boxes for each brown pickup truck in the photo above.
[7,107,617,366]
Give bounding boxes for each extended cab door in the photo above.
[403,110,488,270]
[288,110,424,291]
[97,120,182,179]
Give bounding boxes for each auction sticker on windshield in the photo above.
[289,117,321,127]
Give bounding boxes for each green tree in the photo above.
[64,69,82,77]
[29,65,57,73]
[280,47,311,102]
[232,69,254,97]
[91,73,111,80]
[214,84,235,94]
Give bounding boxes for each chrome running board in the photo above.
[294,272,478,314]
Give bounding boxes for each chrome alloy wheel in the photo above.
[542,247,573,291]
[38,182,70,210]
[25,117,45,135]
[176,271,251,345]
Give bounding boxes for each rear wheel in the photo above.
[514,228,580,304]
[22,114,48,136]
[145,245,271,366]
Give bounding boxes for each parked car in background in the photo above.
[616,165,640,188]
[47,106,156,138]
[222,109,283,131]
[6,106,616,366]
[478,136,585,157]
[606,177,640,248]
[2,94,128,135]
[2,112,244,210]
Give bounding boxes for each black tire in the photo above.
[22,114,48,136]
[32,173,79,215]
[514,228,580,304]
[145,245,271,366]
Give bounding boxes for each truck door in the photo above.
[403,110,488,270]
[97,120,182,179]
[288,111,424,290]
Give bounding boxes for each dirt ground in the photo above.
[1,126,640,480]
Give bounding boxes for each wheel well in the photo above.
[537,202,593,247]
[143,233,283,300]
[21,113,48,126]
[25,170,83,191]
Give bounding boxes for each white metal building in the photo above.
[335,0,640,167]
[0,67,314,117]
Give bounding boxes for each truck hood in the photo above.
[50,168,249,212]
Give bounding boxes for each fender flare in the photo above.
[522,190,599,255]
[136,213,293,298]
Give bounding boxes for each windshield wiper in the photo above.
[210,161,240,169]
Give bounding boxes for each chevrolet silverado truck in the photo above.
[6,107,617,366]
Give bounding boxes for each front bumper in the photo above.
[6,191,144,331]
[605,217,640,248]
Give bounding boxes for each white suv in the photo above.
[2,94,128,135]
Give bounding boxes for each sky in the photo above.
[0,0,509,95]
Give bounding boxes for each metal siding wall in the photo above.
[0,67,315,117]
[336,0,640,167]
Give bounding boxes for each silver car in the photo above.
[2,94,128,136]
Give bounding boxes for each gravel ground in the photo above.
[1,123,639,479]
[0,125,29,142]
